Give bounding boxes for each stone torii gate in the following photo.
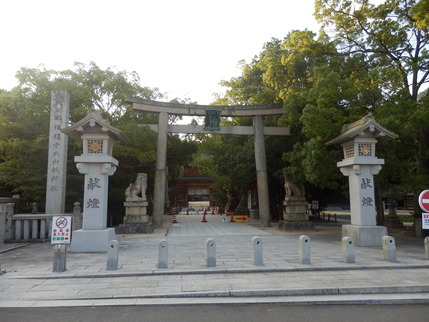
[126,97,290,228]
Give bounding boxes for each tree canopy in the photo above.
[206,0,429,217]
[0,62,197,221]
[314,0,429,212]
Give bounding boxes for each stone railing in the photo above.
[12,213,54,241]
[0,201,82,243]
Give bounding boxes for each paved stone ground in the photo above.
[1,214,429,307]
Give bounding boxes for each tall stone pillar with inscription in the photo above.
[326,115,398,246]
[45,90,70,214]
[62,110,130,252]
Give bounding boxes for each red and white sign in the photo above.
[418,190,429,213]
[51,216,72,244]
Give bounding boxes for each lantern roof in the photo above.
[325,114,398,146]
[61,110,131,145]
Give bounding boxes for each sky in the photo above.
[1,0,320,104]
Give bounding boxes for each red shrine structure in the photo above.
[171,166,218,209]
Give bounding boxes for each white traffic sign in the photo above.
[418,190,429,213]
[51,216,72,244]
[423,213,429,230]
[312,200,319,210]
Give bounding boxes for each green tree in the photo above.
[315,0,429,214]
[224,31,375,181]
[215,28,393,218]
[411,0,429,29]
[0,63,165,215]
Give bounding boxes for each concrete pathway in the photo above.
[1,214,429,307]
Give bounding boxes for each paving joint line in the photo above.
[4,264,429,280]
[9,287,429,302]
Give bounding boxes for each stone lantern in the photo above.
[326,115,398,246]
[62,110,130,252]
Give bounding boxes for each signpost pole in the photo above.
[51,216,71,272]
[418,190,429,230]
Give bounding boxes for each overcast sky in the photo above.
[1,0,320,104]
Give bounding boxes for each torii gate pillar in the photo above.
[153,112,169,228]
[253,115,270,227]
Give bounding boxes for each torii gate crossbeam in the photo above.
[127,97,290,228]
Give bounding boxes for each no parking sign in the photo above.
[418,190,429,229]
[51,216,72,244]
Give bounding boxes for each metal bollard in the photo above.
[106,240,119,270]
[206,238,216,267]
[158,239,168,269]
[299,235,311,265]
[252,236,263,266]
[53,244,67,272]
[342,236,355,263]
[382,235,397,262]
[424,237,429,259]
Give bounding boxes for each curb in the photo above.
[3,263,429,280]
[1,288,429,308]
[0,243,28,254]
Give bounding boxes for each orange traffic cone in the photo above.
[202,209,207,222]
[172,215,178,224]
[211,208,215,215]
[230,214,235,222]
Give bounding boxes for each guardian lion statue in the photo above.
[125,173,147,201]
[284,175,305,199]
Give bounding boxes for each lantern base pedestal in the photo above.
[279,198,315,231]
[70,228,115,253]
[116,222,154,234]
[278,221,315,231]
[342,224,387,247]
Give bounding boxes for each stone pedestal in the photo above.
[384,201,404,230]
[279,197,315,231]
[116,222,153,234]
[0,200,15,241]
[117,201,153,234]
[70,228,115,252]
[70,159,117,252]
[342,225,387,247]
[339,162,386,246]
[123,201,149,223]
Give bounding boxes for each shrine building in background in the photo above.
[171,166,217,209]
